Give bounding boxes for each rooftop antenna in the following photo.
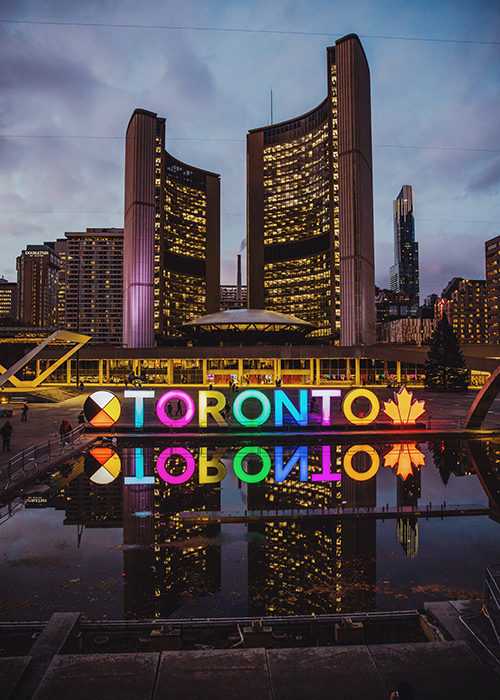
[270,87,273,125]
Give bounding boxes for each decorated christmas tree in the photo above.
[424,313,469,392]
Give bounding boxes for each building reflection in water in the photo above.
[48,436,500,619]
[123,445,221,619]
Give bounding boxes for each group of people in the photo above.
[59,419,73,444]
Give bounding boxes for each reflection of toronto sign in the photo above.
[85,441,426,486]
[84,386,426,430]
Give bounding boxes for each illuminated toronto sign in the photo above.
[109,441,423,486]
[84,386,425,430]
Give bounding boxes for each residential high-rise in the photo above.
[438,277,487,343]
[65,229,124,345]
[16,245,60,327]
[389,185,419,305]
[486,235,500,342]
[247,34,375,346]
[124,109,220,348]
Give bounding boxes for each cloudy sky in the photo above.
[1,0,499,302]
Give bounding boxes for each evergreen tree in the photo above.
[424,314,469,392]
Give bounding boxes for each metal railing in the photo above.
[0,425,85,491]
[484,564,500,645]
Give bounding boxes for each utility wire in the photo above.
[0,18,498,45]
[0,134,498,153]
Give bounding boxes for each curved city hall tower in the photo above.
[124,109,220,347]
[247,34,375,346]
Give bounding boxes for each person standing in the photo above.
[1,421,12,451]
[175,399,183,416]
[21,402,28,421]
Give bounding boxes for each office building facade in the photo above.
[16,245,60,327]
[247,34,376,346]
[438,277,487,343]
[65,229,124,345]
[124,109,220,348]
[486,235,500,342]
[390,185,419,305]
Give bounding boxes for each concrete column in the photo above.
[355,358,361,386]
[99,360,104,385]
[397,361,402,385]
[66,359,72,385]
[202,358,208,386]
[238,359,243,386]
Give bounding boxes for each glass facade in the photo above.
[248,37,375,345]
[259,96,337,339]
[390,186,419,305]
[156,147,213,338]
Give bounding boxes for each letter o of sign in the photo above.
[157,447,195,484]
[342,388,380,425]
[233,446,271,483]
[343,445,380,481]
[233,390,271,427]
[156,390,195,428]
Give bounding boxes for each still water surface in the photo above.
[1,437,499,621]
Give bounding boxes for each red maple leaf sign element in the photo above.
[382,386,425,425]
[383,442,426,480]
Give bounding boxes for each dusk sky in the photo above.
[1,0,499,303]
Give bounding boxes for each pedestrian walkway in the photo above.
[1,608,499,700]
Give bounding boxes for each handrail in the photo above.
[0,425,85,490]
[483,564,500,645]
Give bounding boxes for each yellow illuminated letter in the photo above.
[199,447,227,484]
[199,391,227,427]
[343,445,380,481]
[342,388,380,425]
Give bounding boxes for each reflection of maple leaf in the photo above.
[383,442,425,480]
[383,386,425,425]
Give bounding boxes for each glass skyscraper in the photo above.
[247,34,376,346]
[390,185,419,305]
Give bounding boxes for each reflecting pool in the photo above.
[1,437,499,621]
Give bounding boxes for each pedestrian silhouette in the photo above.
[1,420,12,451]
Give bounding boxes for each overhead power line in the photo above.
[0,134,499,153]
[0,18,498,46]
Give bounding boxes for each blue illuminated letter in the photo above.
[124,447,155,485]
[124,389,155,429]
[275,446,308,482]
[274,390,308,427]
